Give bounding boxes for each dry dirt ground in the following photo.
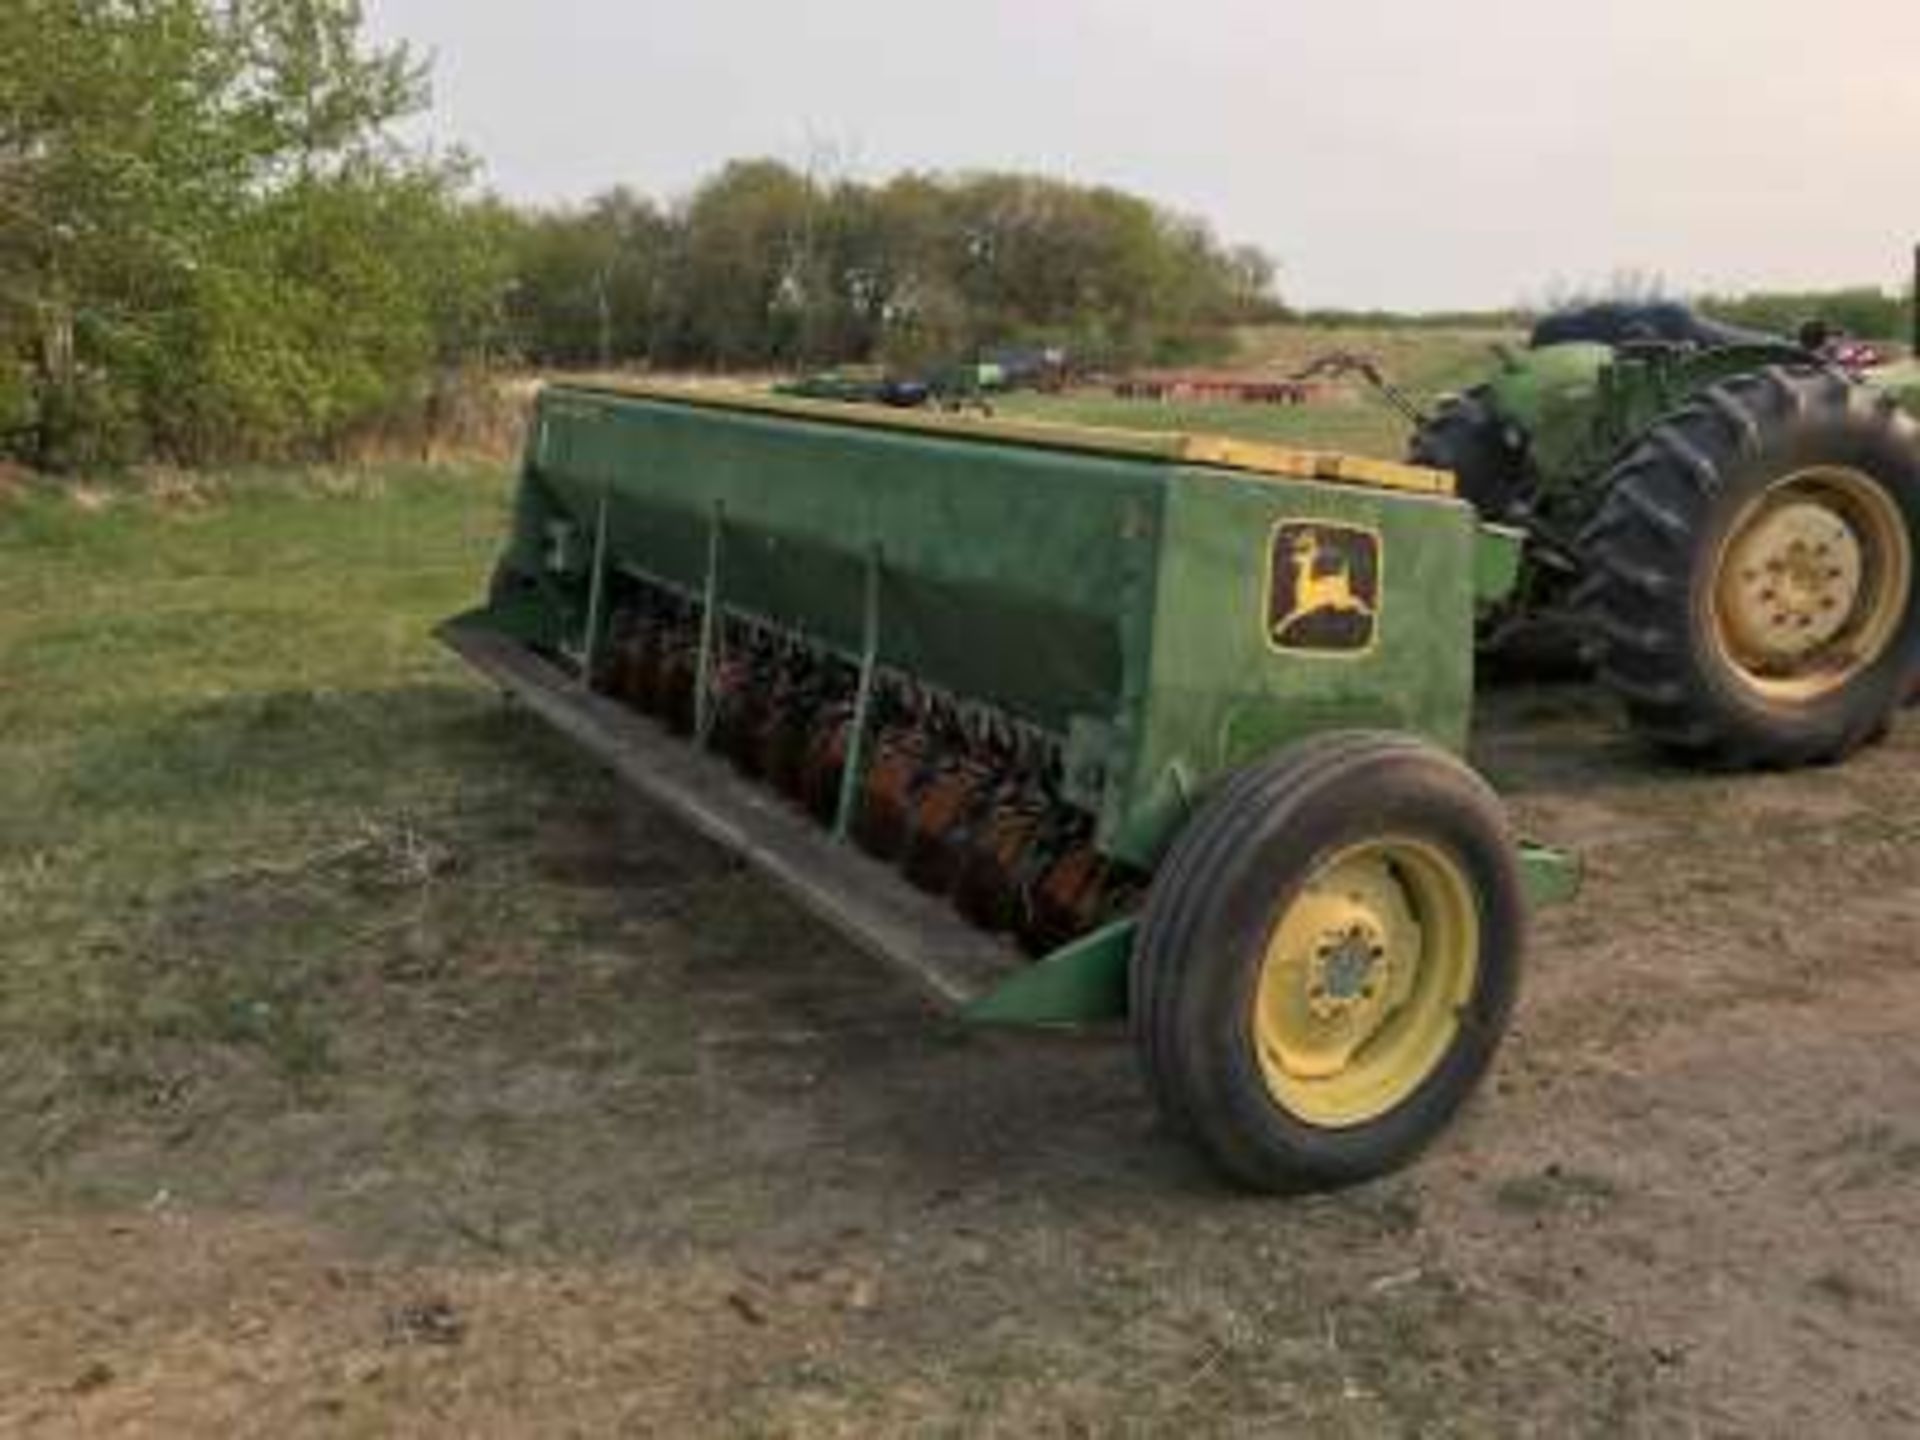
[6,677,1920,1437]
[6,463,1920,1438]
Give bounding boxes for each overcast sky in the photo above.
[363,0,1920,310]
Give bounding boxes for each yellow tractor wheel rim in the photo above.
[1251,840,1479,1129]
[1710,467,1911,702]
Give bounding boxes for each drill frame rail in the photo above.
[440,620,1020,1007]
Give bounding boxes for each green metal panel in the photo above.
[518,388,1164,734]
[1107,470,1481,866]
[1474,525,1525,606]
[1519,842,1581,908]
[962,920,1135,1025]
[1483,342,1610,459]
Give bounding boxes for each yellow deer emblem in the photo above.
[1271,527,1377,647]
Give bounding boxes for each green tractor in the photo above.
[1411,304,1920,768]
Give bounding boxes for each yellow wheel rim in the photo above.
[1251,840,1480,1129]
[1710,467,1911,702]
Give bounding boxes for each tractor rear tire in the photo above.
[1408,386,1529,519]
[1578,366,1920,768]
[1131,733,1524,1191]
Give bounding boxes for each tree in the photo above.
[0,0,1285,472]
[507,188,669,367]
[511,164,1283,374]
[0,0,511,468]
[659,159,816,368]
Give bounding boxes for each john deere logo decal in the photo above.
[1267,522,1381,654]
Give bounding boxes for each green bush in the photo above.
[0,0,511,473]
[1697,287,1911,341]
[0,359,33,439]
[34,374,147,474]
[511,165,1282,376]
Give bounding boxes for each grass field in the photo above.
[7,346,1920,1433]
[0,468,518,1099]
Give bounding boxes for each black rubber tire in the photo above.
[1577,366,1920,768]
[1473,616,1593,684]
[1130,731,1414,1140]
[1408,386,1529,519]
[1130,733,1525,1192]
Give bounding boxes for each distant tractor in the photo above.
[1411,302,1920,768]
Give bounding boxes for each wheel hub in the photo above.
[1251,841,1479,1126]
[1721,502,1862,662]
[1709,466,1912,700]
[1307,924,1387,1019]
